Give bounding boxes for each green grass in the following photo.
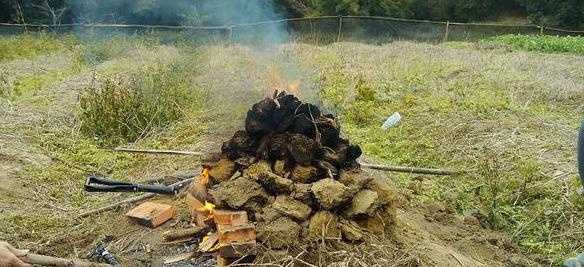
[0,33,76,61]
[9,67,81,98]
[483,34,584,55]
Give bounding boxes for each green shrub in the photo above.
[483,34,584,55]
[78,57,203,145]
[355,78,376,102]
[344,100,378,126]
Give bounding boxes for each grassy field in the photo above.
[0,33,582,265]
[483,34,584,55]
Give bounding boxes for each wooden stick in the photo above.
[359,163,460,176]
[20,252,111,267]
[77,193,156,218]
[112,147,206,156]
[443,20,450,42]
[111,148,459,176]
[162,226,208,242]
[336,15,343,42]
[140,172,199,184]
[77,177,196,218]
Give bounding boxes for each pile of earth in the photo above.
[202,91,397,251]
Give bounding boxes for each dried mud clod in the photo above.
[209,176,270,210]
[257,217,301,249]
[310,178,351,210]
[244,161,293,194]
[271,195,312,221]
[344,190,382,218]
[208,158,236,183]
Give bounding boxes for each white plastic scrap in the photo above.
[381,112,401,130]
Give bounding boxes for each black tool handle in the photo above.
[87,175,134,186]
[135,184,176,195]
[84,184,176,195]
[84,176,176,195]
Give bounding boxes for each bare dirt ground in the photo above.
[2,39,581,266]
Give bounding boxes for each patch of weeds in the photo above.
[9,67,80,97]
[78,54,204,145]
[443,41,476,50]
[0,212,61,241]
[0,33,76,61]
[446,74,511,115]
[344,101,379,126]
[76,35,161,65]
[23,136,138,207]
[317,64,443,167]
[343,122,439,166]
[0,69,11,97]
[461,87,511,114]
[318,71,351,113]
[355,78,376,102]
[481,34,584,55]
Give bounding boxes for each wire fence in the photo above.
[1,15,583,44]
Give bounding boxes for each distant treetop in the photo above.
[0,0,582,30]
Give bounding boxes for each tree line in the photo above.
[0,0,582,29]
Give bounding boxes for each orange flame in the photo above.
[266,64,301,96]
[267,65,285,91]
[287,80,301,96]
[198,167,210,186]
[197,201,216,213]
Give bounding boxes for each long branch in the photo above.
[20,253,111,267]
[110,148,460,176]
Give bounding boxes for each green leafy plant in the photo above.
[483,34,584,55]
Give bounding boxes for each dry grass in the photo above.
[288,41,583,264]
[0,33,582,266]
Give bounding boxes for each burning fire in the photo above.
[197,201,216,214]
[195,168,215,215]
[287,80,301,96]
[266,64,301,96]
[198,167,210,186]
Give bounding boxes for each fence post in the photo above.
[337,16,343,42]
[227,26,233,42]
[539,25,545,35]
[443,20,450,42]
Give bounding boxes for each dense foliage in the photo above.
[1,0,296,26]
[521,0,584,28]
[0,0,582,29]
[484,34,584,55]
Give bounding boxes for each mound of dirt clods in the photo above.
[198,91,397,261]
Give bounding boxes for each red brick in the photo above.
[126,202,175,228]
[213,210,248,230]
[218,224,256,245]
